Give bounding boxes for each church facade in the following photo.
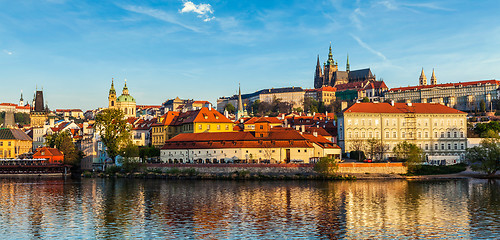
[108,79,136,118]
[314,45,376,88]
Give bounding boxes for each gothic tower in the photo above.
[108,78,117,109]
[419,68,427,86]
[236,84,247,120]
[19,91,24,106]
[430,68,437,85]
[346,54,350,72]
[314,55,323,88]
[323,44,338,86]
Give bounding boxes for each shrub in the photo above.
[314,157,339,176]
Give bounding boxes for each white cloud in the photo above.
[351,35,387,61]
[180,1,215,22]
[120,5,201,32]
[3,50,13,55]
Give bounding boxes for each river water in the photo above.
[0,178,498,239]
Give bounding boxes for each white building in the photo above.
[337,102,467,163]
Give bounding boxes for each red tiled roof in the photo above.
[192,101,211,105]
[388,79,500,92]
[33,147,64,157]
[244,117,283,124]
[170,107,233,126]
[344,102,466,114]
[0,103,17,106]
[302,133,340,149]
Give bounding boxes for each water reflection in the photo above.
[0,178,498,239]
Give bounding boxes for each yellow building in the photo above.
[160,119,341,164]
[152,107,234,148]
[108,79,136,118]
[0,128,33,158]
[338,102,467,163]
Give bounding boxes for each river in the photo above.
[0,178,498,239]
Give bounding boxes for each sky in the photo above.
[1,0,500,110]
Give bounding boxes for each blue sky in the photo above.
[1,0,500,110]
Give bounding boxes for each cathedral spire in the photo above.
[346,54,350,72]
[19,90,24,106]
[419,68,427,86]
[430,68,437,85]
[238,84,243,112]
[327,43,335,65]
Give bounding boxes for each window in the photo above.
[393,132,397,138]
[217,125,221,130]
[418,132,422,138]
[461,144,464,150]
[207,125,210,130]
[402,132,406,138]
[425,144,429,150]
[454,144,458,150]
[448,144,451,150]
[298,149,300,152]
[369,132,373,138]
[304,149,307,152]
[441,144,444,150]
[260,125,263,129]
[7,142,11,146]
[362,132,365,138]
[447,132,451,138]
[425,132,429,138]
[226,125,229,130]
[435,132,438,138]
[460,132,464,138]
[0,142,2,146]
[386,132,390,138]
[441,132,445,138]
[198,124,202,129]
[435,144,438,150]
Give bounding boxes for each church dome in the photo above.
[117,94,135,103]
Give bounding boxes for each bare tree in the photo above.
[349,138,365,161]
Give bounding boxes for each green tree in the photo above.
[95,108,131,163]
[313,156,338,176]
[362,97,370,103]
[480,99,486,112]
[224,103,235,114]
[45,131,82,166]
[393,141,423,172]
[466,138,500,176]
[120,142,141,172]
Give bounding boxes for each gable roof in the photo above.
[0,128,32,141]
[33,147,63,157]
[344,102,466,114]
[388,79,500,92]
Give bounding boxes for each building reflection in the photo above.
[0,178,497,238]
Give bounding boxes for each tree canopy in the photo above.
[95,108,131,162]
[224,103,235,114]
[466,138,500,176]
[45,131,82,166]
[393,141,423,172]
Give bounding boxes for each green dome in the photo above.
[117,94,136,103]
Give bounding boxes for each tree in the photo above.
[120,142,141,172]
[393,141,423,172]
[366,138,390,162]
[349,139,365,161]
[95,108,131,163]
[313,156,338,176]
[361,97,370,103]
[480,99,486,112]
[224,103,235,114]
[466,138,500,176]
[45,131,82,166]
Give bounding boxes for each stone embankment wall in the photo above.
[146,163,407,175]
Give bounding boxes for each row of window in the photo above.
[347,130,465,139]
[163,148,309,155]
[346,119,465,127]
[0,142,11,147]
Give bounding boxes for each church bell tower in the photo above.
[108,78,117,108]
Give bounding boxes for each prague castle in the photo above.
[108,79,136,118]
[314,45,376,88]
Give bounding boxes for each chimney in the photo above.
[313,131,318,137]
[407,102,412,107]
[301,125,305,133]
[391,100,395,106]
[208,104,212,110]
